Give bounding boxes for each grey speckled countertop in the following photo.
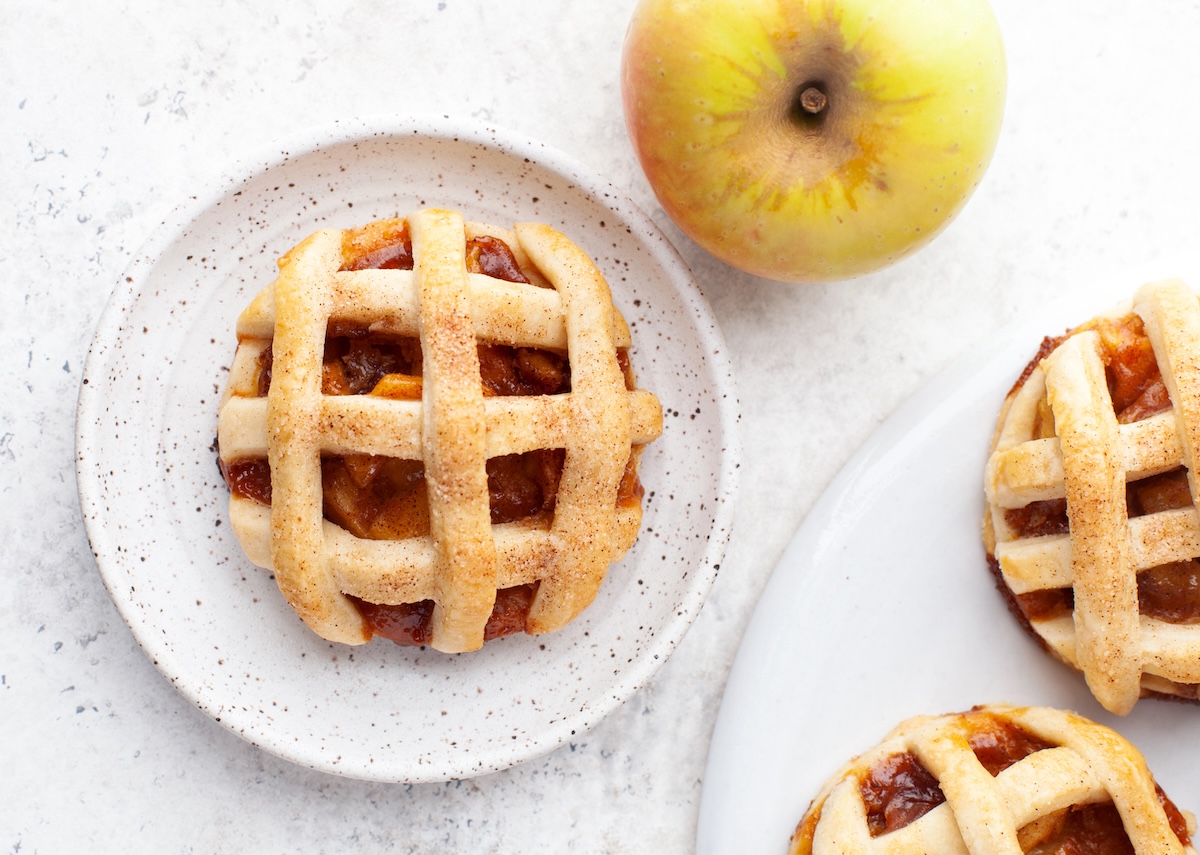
[6,1,1200,852]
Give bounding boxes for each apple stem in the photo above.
[799,86,827,116]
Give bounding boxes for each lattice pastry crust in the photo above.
[984,279,1200,714]
[217,208,662,653]
[789,704,1196,855]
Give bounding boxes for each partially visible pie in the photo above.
[984,279,1200,714]
[789,704,1196,855]
[216,208,662,653]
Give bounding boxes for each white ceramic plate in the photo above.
[697,261,1200,853]
[75,115,739,783]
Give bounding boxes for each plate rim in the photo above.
[74,113,742,782]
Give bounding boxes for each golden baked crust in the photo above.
[217,208,662,653]
[984,279,1200,714]
[789,704,1196,855]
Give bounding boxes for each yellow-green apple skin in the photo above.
[620,0,1007,283]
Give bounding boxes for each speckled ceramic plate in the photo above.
[75,115,739,783]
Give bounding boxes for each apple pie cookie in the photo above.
[788,704,1196,855]
[216,208,662,653]
[984,279,1200,714]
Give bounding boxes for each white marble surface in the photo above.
[5,1,1200,852]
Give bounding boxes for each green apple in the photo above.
[620,0,1006,283]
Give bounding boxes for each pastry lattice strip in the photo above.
[217,208,662,652]
[985,279,1200,712]
[805,706,1192,855]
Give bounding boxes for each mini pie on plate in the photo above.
[216,208,662,653]
[984,279,1200,714]
[788,704,1196,855]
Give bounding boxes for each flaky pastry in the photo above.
[984,279,1200,714]
[217,208,662,653]
[789,704,1195,855]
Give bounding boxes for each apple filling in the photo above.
[858,712,1053,838]
[789,710,1193,854]
[1006,313,1172,437]
[990,314,1200,684]
[220,228,645,645]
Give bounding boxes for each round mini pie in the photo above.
[216,208,663,653]
[788,704,1196,855]
[984,279,1200,714]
